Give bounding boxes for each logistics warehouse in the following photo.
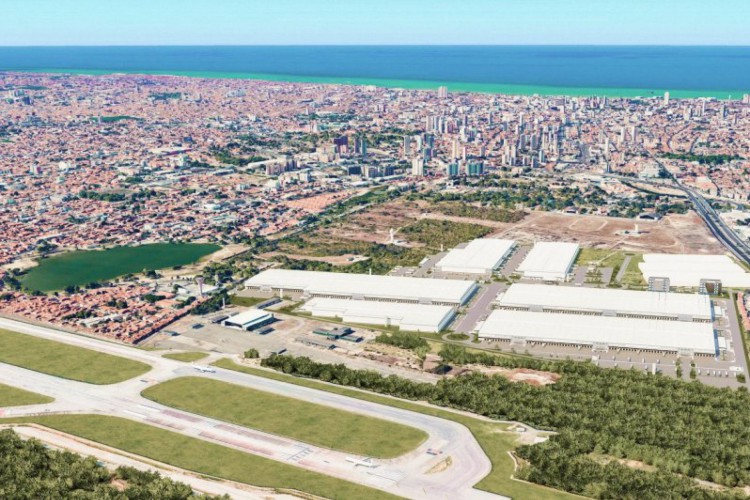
[434,238,516,276]
[478,284,718,356]
[299,298,456,333]
[245,269,478,306]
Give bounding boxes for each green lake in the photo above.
[20,243,220,292]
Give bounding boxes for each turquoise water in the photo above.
[1,46,748,98]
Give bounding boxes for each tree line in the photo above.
[0,429,224,499]
[262,346,750,499]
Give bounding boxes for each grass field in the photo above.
[0,383,53,407]
[229,295,268,307]
[0,328,150,384]
[212,359,577,500]
[2,414,396,500]
[161,352,208,362]
[142,377,426,458]
[20,242,220,292]
[576,248,646,287]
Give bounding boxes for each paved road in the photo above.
[0,317,501,500]
[723,294,749,377]
[615,255,632,283]
[454,283,505,333]
[679,185,750,266]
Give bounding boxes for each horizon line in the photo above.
[1,43,750,48]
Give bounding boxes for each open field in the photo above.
[213,359,577,500]
[2,414,396,500]
[308,198,720,257]
[0,328,150,384]
[161,352,208,362]
[142,376,427,458]
[20,242,220,292]
[0,383,53,407]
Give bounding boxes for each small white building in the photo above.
[516,242,580,281]
[223,309,274,331]
[435,238,516,276]
[300,298,456,332]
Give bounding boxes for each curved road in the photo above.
[0,317,500,500]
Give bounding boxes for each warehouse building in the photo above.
[639,253,750,288]
[495,283,713,322]
[516,242,579,281]
[300,298,456,332]
[477,309,717,356]
[222,309,274,331]
[434,238,516,276]
[245,269,478,306]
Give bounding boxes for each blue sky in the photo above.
[1,0,748,46]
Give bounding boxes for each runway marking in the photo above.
[161,409,201,422]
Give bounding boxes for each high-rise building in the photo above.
[467,161,484,176]
[403,135,411,159]
[437,86,448,99]
[446,163,459,176]
[411,157,425,177]
[664,92,670,106]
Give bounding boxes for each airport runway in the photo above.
[0,317,502,500]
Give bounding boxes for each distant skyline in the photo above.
[1,0,749,46]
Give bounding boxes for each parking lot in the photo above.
[143,302,440,381]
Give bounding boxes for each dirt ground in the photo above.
[309,198,722,255]
[466,365,561,386]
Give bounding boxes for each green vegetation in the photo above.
[162,352,209,362]
[229,295,267,307]
[375,331,430,351]
[142,377,426,458]
[620,253,647,288]
[400,219,491,250]
[213,358,575,500]
[0,428,216,499]
[428,202,525,223]
[4,415,394,500]
[20,243,220,292]
[262,347,750,499]
[0,383,53,407]
[446,333,471,341]
[0,328,150,384]
[243,348,260,359]
[663,152,743,165]
[98,115,143,123]
[150,91,183,101]
[276,236,428,275]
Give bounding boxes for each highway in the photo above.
[604,172,750,266]
[0,317,502,500]
[677,184,750,266]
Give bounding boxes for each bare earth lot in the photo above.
[316,199,721,254]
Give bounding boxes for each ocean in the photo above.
[0,45,748,98]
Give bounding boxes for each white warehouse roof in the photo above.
[477,309,717,355]
[496,283,712,321]
[435,239,516,275]
[245,269,478,305]
[517,242,580,281]
[639,253,750,288]
[223,309,273,328]
[300,298,455,333]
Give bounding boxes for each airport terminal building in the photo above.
[245,269,478,306]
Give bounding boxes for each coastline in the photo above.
[5,67,745,99]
